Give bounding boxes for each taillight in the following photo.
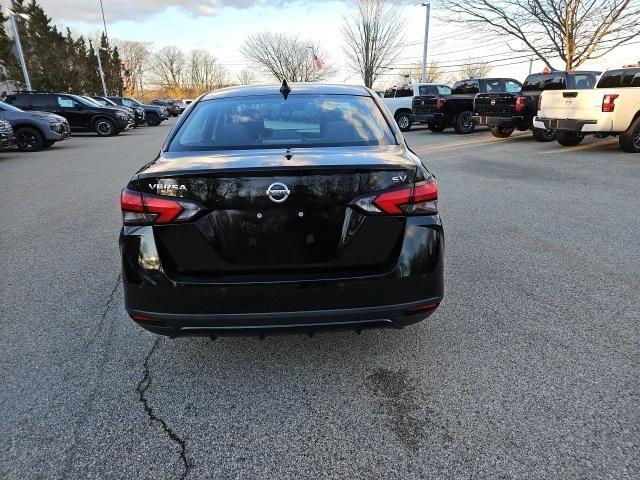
[515,96,527,112]
[602,94,619,112]
[120,188,204,225]
[436,98,446,110]
[353,179,438,216]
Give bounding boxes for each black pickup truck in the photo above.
[412,78,523,134]
[473,71,600,141]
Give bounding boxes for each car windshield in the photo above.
[522,74,566,91]
[0,101,23,112]
[68,95,99,107]
[169,94,396,152]
[81,96,103,106]
[124,98,142,107]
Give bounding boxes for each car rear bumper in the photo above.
[411,112,443,123]
[120,216,445,336]
[473,115,527,128]
[533,116,612,132]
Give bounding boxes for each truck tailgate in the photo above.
[539,90,601,120]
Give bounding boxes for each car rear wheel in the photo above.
[146,114,161,127]
[490,126,514,138]
[532,127,556,142]
[395,112,412,132]
[428,123,445,133]
[94,118,116,137]
[556,131,584,147]
[454,111,475,134]
[15,127,44,152]
[619,115,640,153]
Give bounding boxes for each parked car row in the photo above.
[387,66,640,153]
[0,92,176,152]
[150,98,188,116]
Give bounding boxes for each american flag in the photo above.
[313,54,325,70]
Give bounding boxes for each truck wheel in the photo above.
[490,126,514,138]
[146,114,161,127]
[94,118,116,137]
[428,123,445,133]
[454,111,475,134]
[619,115,640,153]
[556,131,584,147]
[395,112,412,132]
[15,127,44,152]
[532,128,556,142]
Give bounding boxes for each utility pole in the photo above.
[420,3,431,83]
[528,58,533,75]
[7,11,31,91]
[90,40,108,96]
[99,0,108,39]
[308,46,315,82]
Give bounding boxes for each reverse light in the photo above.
[602,94,619,112]
[355,179,438,216]
[121,188,204,225]
[436,98,446,110]
[515,96,527,113]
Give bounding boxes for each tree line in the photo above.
[1,0,122,95]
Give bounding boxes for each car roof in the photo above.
[201,83,370,101]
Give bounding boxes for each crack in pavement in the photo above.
[137,337,191,480]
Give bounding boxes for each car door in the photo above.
[56,95,88,130]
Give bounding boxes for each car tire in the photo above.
[395,112,412,132]
[619,115,640,153]
[556,131,584,147]
[146,114,161,127]
[94,118,116,137]
[490,126,514,138]
[532,128,556,142]
[454,111,475,134]
[428,123,445,133]
[15,127,44,152]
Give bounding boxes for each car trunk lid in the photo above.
[138,146,417,276]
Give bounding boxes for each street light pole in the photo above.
[90,40,108,96]
[8,12,32,91]
[420,3,430,83]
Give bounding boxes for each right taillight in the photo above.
[515,96,527,112]
[353,179,438,216]
[602,94,619,112]
[121,188,205,225]
[436,98,446,110]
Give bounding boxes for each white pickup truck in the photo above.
[381,82,451,132]
[534,67,640,152]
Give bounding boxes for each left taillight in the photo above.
[602,94,619,113]
[515,96,527,112]
[353,179,438,216]
[120,188,204,225]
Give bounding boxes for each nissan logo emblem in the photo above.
[266,182,290,203]
[490,99,496,105]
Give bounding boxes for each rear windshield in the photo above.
[169,94,396,152]
[452,80,479,94]
[522,74,566,91]
[419,85,451,96]
[597,69,640,88]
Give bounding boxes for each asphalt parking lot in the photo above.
[1,121,638,479]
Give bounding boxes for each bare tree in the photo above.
[459,59,491,78]
[240,32,332,82]
[342,0,405,88]
[395,60,450,83]
[237,68,257,85]
[187,49,230,89]
[150,46,186,88]
[115,40,151,93]
[439,0,640,70]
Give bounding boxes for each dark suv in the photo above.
[93,96,146,127]
[5,92,131,137]
[107,96,169,126]
[151,99,180,116]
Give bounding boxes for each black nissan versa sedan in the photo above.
[120,83,444,337]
